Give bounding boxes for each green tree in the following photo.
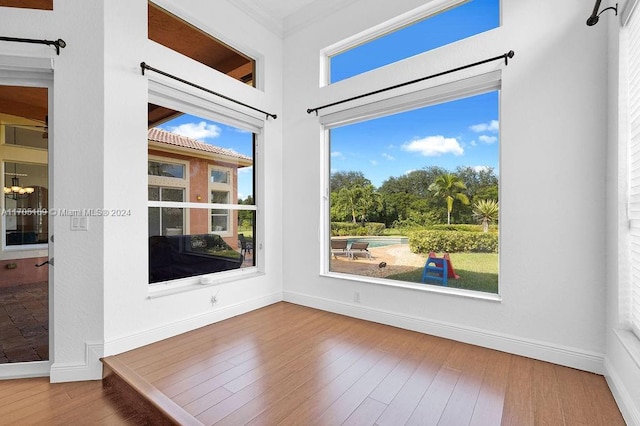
[333,184,382,224]
[330,171,371,193]
[472,199,499,232]
[428,173,470,225]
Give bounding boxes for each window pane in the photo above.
[148,161,184,178]
[4,162,48,246]
[148,208,256,283]
[329,91,499,294]
[211,191,229,204]
[211,169,229,184]
[330,0,500,84]
[147,103,256,284]
[161,187,184,202]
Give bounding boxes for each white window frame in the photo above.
[147,77,263,295]
[319,70,502,302]
[623,0,640,341]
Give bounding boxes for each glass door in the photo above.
[0,84,51,377]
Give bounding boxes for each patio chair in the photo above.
[331,239,349,259]
[238,233,253,257]
[349,241,372,260]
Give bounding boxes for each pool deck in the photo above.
[330,243,427,278]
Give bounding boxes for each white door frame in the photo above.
[0,55,53,379]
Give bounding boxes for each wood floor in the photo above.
[0,302,625,425]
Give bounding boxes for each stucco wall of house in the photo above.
[282,0,609,373]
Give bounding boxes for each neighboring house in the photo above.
[147,127,252,249]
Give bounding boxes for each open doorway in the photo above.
[0,85,50,371]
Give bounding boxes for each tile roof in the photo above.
[148,127,251,162]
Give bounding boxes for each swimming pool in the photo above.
[346,236,409,248]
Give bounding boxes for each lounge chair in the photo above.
[331,239,349,259]
[349,241,372,259]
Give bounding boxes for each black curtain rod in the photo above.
[307,50,515,115]
[0,36,66,55]
[140,62,277,120]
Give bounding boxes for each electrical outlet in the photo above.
[354,291,360,303]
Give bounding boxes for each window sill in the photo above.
[148,267,263,299]
[614,328,640,370]
[321,271,502,303]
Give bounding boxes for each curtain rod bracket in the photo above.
[587,1,617,26]
[0,36,66,55]
[139,61,277,120]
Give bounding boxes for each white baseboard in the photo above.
[0,360,50,380]
[283,291,605,374]
[50,341,104,383]
[103,292,282,357]
[604,357,640,426]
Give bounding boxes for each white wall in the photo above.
[282,0,610,373]
[100,0,284,360]
[0,0,284,381]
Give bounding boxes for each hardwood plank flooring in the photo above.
[1,302,626,425]
[104,302,624,425]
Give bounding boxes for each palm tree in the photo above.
[428,173,470,225]
[472,199,499,232]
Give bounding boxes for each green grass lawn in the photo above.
[386,252,498,294]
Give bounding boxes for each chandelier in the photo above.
[4,165,34,199]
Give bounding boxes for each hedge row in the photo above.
[423,224,498,233]
[331,222,386,236]
[408,229,498,253]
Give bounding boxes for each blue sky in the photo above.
[330,91,499,188]
[157,116,255,200]
[157,0,500,196]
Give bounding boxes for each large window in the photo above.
[326,0,499,84]
[147,103,256,285]
[327,91,499,295]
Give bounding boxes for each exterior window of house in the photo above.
[147,102,257,285]
[326,90,500,295]
[210,167,232,235]
[325,0,499,85]
[148,186,185,236]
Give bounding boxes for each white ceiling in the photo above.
[232,0,360,37]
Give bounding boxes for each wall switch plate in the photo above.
[71,216,88,231]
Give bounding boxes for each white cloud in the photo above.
[478,135,498,144]
[370,160,379,166]
[381,153,395,160]
[238,166,253,174]
[331,151,345,159]
[168,121,221,140]
[473,165,490,172]
[470,120,499,133]
[402,135,463,157]
[470,140,478,147]
[404,169,416,175]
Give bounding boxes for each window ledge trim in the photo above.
[321,271,502,302]
[613,328,640,370]
[148,268,263,299]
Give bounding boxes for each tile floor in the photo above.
[0,282,48,363]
